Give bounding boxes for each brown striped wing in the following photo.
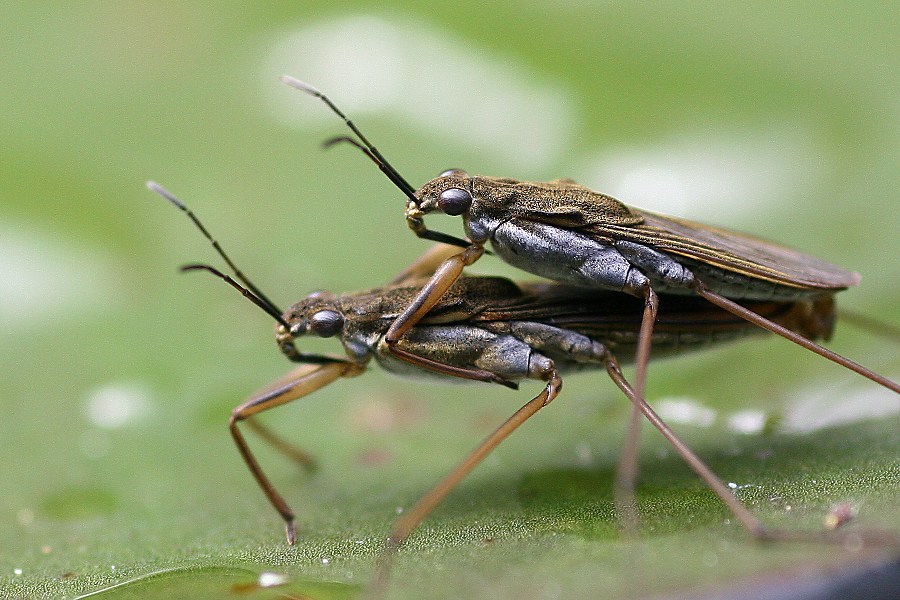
[588,210,860,291]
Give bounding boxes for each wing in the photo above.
[473,284,833,344]
[473,177,644,227]
[474,284,751,329]
[473,177,857,290]
[587,210,860,290]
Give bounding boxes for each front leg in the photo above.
[383,243,515,386]
[387,242,464,286]
[230,361,364,544]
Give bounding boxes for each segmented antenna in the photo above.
[146,181,286,326]
[280,76,418,202]
[180,263,290,329]
[150,181,366,365]
[281,76,476,250]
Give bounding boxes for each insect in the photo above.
[280,76,899,519]
[148,182,896,595]
[279,75,897,398]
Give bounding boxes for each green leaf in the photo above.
[1,3,897,599]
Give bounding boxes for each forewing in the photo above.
[472,284,822,344]
[588,210,860,290]
[474,177,644,227]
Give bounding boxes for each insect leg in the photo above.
[615,284,659,533]
[695,283,900,393]
[370,365,563,595]
[614,240,897,388]
[603,352,769,537]
[230,361,363,544]
[384,244,518,387]
[512,318,752,538]
[239,364,344,469]
[244,418,317,471]
[604,348,900,546]
[387,243,463,286]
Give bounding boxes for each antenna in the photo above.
[280,76,418,202]
[146,181,286,324]
[180,263,290,328]
[280,77,476,250]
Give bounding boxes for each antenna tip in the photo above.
[146,180,186,210]
[280,75,320,96]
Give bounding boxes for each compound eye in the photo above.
[309,310,344,338]
[438,168,469,178]
[437,187,472,216]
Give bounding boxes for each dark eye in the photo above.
[309,310,344,337]
[438,168,469,178]
[437,187,472,216]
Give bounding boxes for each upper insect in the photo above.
[280,76,898,394]
[413,170,642,224]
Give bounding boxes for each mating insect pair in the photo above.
[149,77,898,591]
[280,76,897,532]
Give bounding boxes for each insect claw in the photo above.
[285,520,297,545]
[406,201,424,219]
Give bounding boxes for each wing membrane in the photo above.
[588,210,860,290]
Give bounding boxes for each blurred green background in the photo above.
[1,3,897,599]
